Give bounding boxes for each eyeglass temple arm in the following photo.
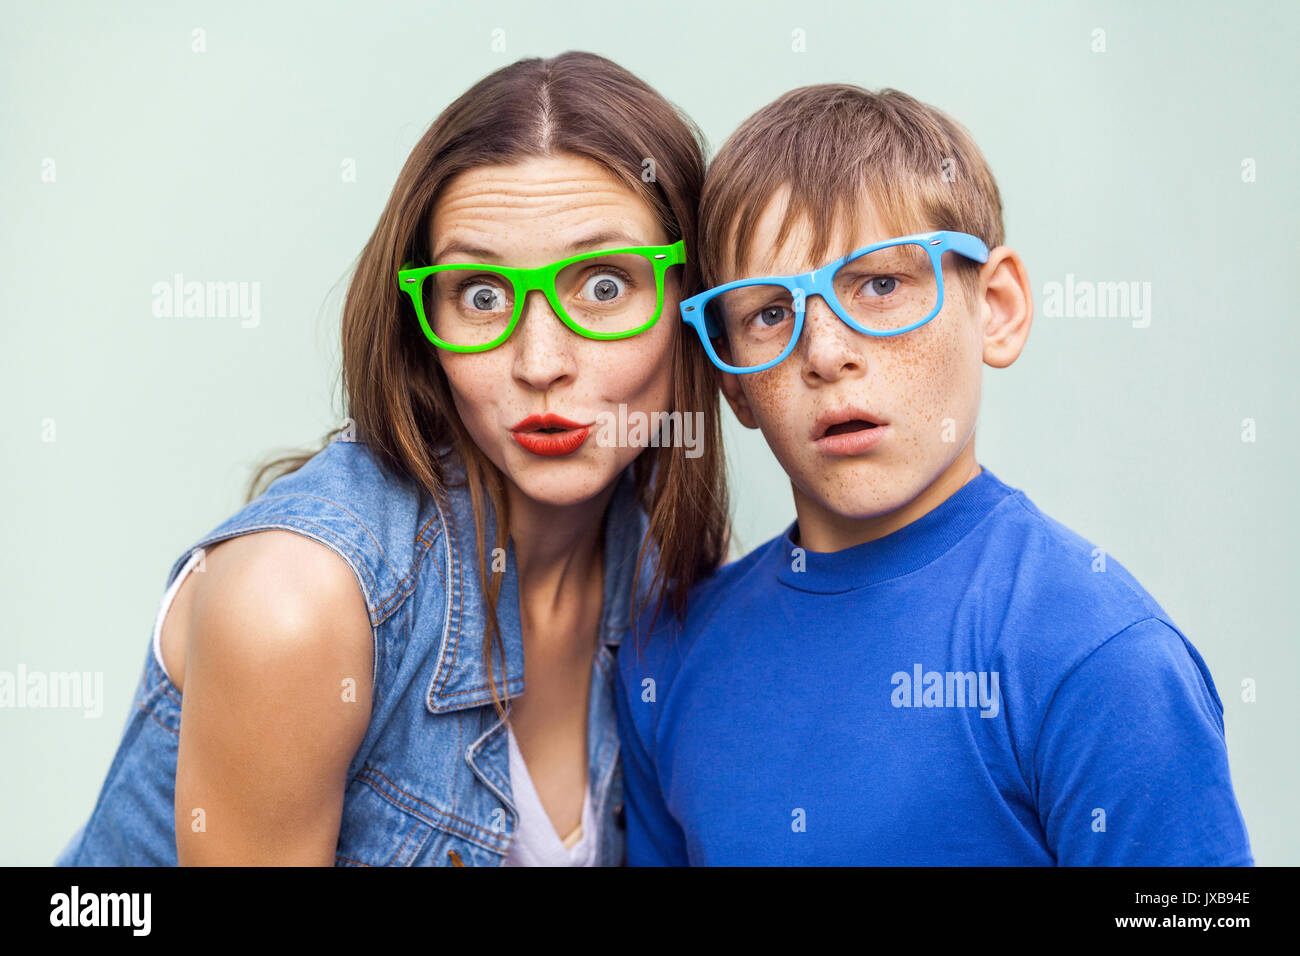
[944,232,990,264]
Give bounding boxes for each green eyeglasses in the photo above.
[397,240,685,352]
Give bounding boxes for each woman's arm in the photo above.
[169,531,374,865]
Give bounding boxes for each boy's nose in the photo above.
[798,293,865,381]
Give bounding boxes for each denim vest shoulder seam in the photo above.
[176,495,403,611]
[179,516,395,622]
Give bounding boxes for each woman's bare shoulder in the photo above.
[159,529,373,695]
[170,530,375,864]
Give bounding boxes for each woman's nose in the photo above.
[510,290,579,391]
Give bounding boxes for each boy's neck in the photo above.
[790,442,983,553]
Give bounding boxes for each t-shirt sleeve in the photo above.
[614,633,690,867]
[1033,617,1254,866]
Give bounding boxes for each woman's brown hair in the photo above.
[249,51,729,716]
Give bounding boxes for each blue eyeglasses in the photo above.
[681,230,989,373]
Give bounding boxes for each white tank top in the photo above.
[151,550,598,867]
[502,725,598,867]
[151,548,204,680]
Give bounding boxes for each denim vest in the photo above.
[55,437,653,866]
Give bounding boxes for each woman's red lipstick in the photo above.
[510,413,591,457]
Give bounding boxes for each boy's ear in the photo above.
[978,246,1033,368]
[719,369,760,429]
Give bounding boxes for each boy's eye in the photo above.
[745,305,791,330]
[860,276,899,297]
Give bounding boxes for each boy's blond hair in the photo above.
[699,85,1004,298]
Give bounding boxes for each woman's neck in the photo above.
[504,480,616,646]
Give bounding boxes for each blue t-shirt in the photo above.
[614,466,1254,865]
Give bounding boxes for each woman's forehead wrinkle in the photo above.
[429,160,662,265]
[435,157,650,221]
[436,185,641,222]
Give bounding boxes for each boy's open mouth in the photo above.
[812,407,887,441]
[822,420,879,437]
[812,406,889,455]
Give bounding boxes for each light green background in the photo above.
[2,0,1296,865]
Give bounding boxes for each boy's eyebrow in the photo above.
[431,230,645,265]
[732,252,820,279]
[734,226,914,280]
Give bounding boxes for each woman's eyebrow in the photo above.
[431,240,498,264]
[431,230,645,265]
[563,230,644,254]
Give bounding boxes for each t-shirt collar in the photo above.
[773,467,1015,593]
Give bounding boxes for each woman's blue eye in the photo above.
[862,276,898,296]
[583,271,627,302]
[462,282,507,311]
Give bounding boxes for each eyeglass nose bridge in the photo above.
[508,276,577,341]
[788,280,854,330]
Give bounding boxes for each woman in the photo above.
[54,51,728,866]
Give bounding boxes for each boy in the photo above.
[613,85,1253,865]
